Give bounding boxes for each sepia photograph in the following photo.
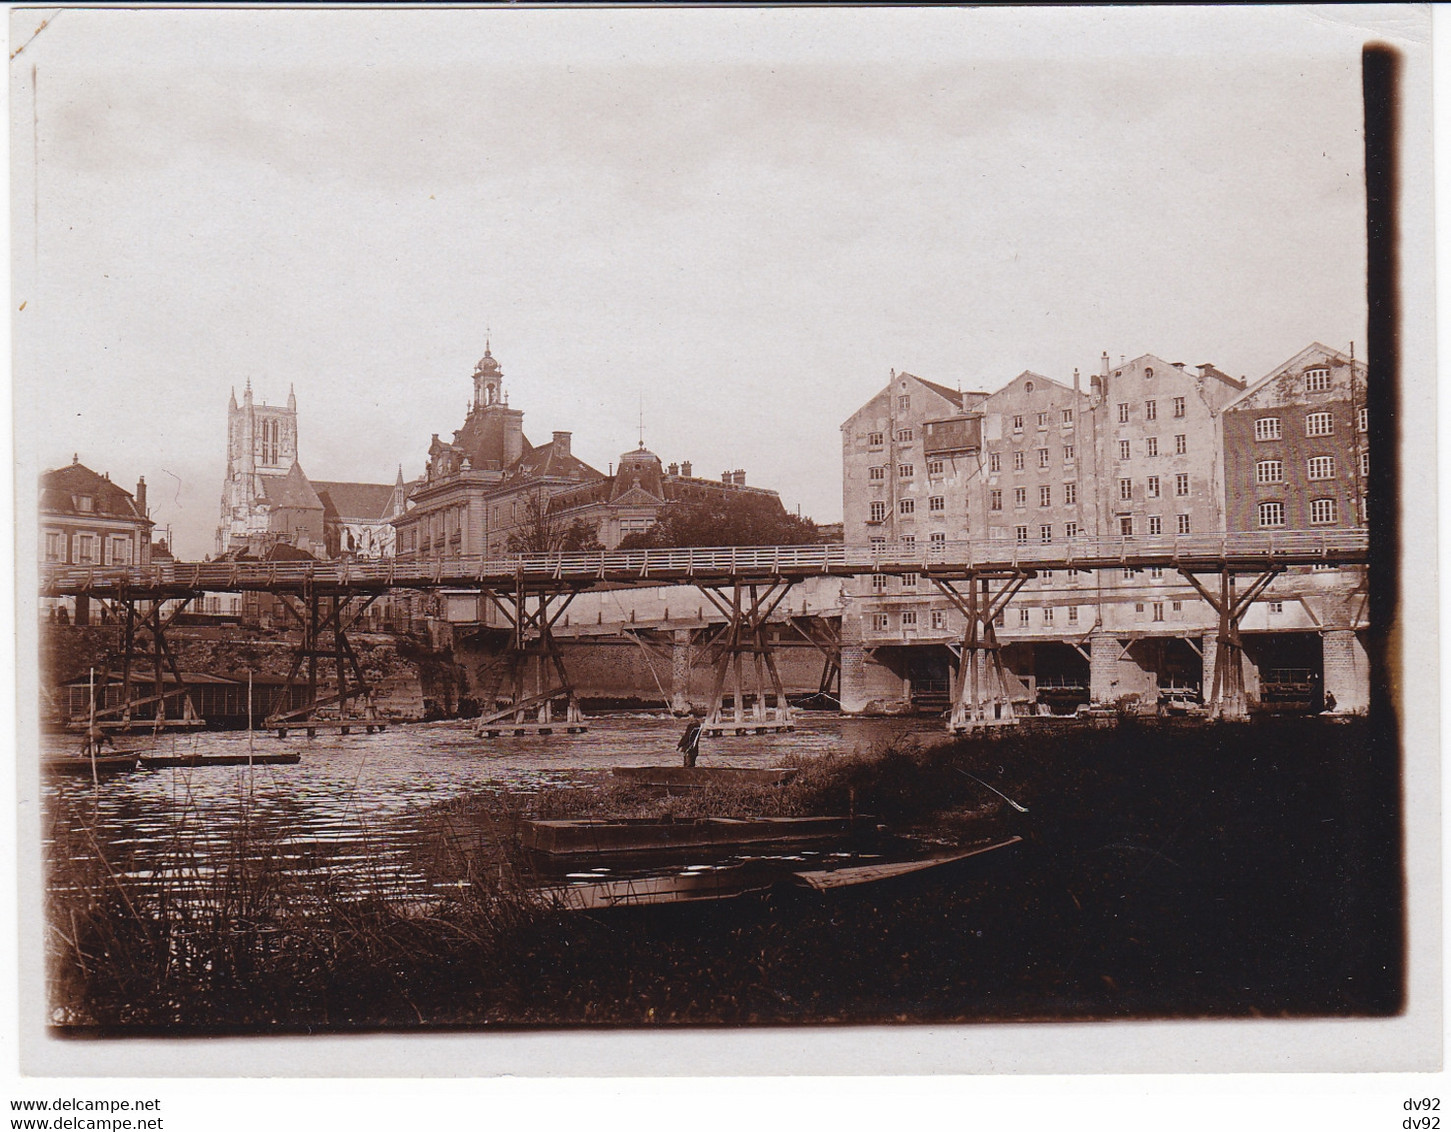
[8,2,1439,1099]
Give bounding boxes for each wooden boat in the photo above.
[139,751,301,769]
[538,835,1025,911]
[522,814,874,856]
[791,835,1023,891]
[611,765,798,789]
[45,751,143,776]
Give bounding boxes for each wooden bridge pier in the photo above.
[86,592,205,731]
[266,587,386,737]
[1177,564,1284,721]
[476,582,588,736]
[695,580,797,736]
[931,571,1032,733]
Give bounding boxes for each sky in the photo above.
[13,6,1384,559]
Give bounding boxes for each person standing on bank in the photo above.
[677,718,703,767]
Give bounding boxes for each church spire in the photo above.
[287,383,296,411]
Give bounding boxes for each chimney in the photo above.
[733,469,746,486]
[135,476,147,515]
[680,460,692,478]
[667,462,679,476]
[722,471,732,484]
[552,430,571,457]
[1100,351,1110,378]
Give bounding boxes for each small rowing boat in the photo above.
[45,751,143,776]
[138,751,302,769]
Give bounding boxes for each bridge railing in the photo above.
[39,529,1370,593]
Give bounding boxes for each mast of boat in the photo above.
[87,666,98,786]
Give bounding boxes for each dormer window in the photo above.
[75,495,93,512]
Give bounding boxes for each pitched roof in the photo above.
[507,436,604,483]
[1222,342,1363,411]
[40,461,151,523]
[313,481,398,523]
[901,372,966,410]
[260,462,324,512]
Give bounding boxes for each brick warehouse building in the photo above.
[839,344,1368,716]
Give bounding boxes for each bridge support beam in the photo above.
[931,571,1030,732]
[476,584,587,734]
[695,580,796,735]
[1322,627,1370,714]
[267,588,383,734]
[1178,565,1283,721]
[87,594,204,731]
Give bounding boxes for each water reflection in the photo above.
[44,713,934,902]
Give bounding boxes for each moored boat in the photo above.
[611,765,798,790]
[139,751,301,769]
[45,751,143,776]
[522,814,874,857]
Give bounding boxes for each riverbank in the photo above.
[45,716,1399,1031]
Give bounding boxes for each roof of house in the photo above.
[313,481,399,523]
[1222,342,1364,412]
[506,435,604,483]
[40,461,151,524]
[260,462,325,512]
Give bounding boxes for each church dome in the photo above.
[474,345,502,378]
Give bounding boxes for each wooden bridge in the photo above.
[42,529,1370,732]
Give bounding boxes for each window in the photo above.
[898,464,914,478]
[1149,566,1164,579]
[1310,497,1338,524]
[930,531,946,547]
[1148,515,1162,536]
[1064,482,1077,505]
[1255,459,1283,485]
[897,427,915,443]
[1119,516,1134,537]
[1145,400,1157,421]
[869,466,886,481]
[1152,602,1164,622]
[1018,608,1031,626]
[869,501,887,522]
[1119,478,1133,501]
[1255,417,1282,441]
[1037,412,1048,428]
[1040,569,1053,580]
[1359,451,1369,477]
[902,573,918,588]
[1135,603,1146,615]
[1304,367,1330,392]
[44,532,62,561]
[1123,567,1139,580]
[872,574,889,591]
[1040,524,1053,543]
[1118,403,1130,423]
[927,459,944,476]
[1038,448,1050,468]
[901,534,915,550]
[1307,456,1335,480]
[1013,451,1025,471]
[871,613,889,631]
[931,610,947,630]
[1063,445,1074,463]
[868,431,884,447]
[1268,601,1283,615]
[995,612,1005,628]
[1171,601,1182,612]
[928,495,945,512]
[899,499,915,515]
[990,490,1002,511]
[1173,396,1186,418]
[989,452,1001,473]
[1039,485,1052,507]
[1175,434,1187,455]
[1258,501,1285,528]
[1013,486,1027,507]
[1012,415,1024,432]
[1065,521,1079,538]
[1067,606,1079,623]
[1144,367,1154,379]
[1119,440,1131,460]
[1062,408,1074,425]
[1147,475,1161,498]
[870,536,886,546]
[1177,514,1191,535]
[1305,412,1333,437]
[1043,607,1054,623]
[1144,437,1158,457]
[898,394,911,411]
[75,496,93,513]
[1358,407,1369,433]
[77,535,96,563]
[1015,526,1029,544]
[1175,473,1190,496]
[110,536,132,565]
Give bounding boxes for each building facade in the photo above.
[839,345,1366,716]
[41,458,154,569]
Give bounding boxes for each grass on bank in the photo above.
[46,717,1400,1030]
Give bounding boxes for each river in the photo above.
[42,713,938,905]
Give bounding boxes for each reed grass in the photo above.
[45,716,1399,1030]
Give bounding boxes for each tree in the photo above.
[617,493,820,549]
[504,490,604,554]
